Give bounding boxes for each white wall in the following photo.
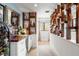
[50,33,79,56]
[40,31,49,41]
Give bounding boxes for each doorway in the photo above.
[38,20,50,42]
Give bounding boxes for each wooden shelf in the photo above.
[23,12,36,35]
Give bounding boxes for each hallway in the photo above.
[1,3,79,56]
[28,41,57,56]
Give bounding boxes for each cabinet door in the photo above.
[17,39,26,56]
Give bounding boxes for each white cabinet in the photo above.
[50,33,79,56]
[10,36,27,56]
[28,34,37,51]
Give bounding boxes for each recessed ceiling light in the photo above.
[34,4,38,7]
[45,10,50,13]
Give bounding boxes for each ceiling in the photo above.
[9,3,58,18]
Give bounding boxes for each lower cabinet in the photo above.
[10,37,27,56]
[28,34,37,51]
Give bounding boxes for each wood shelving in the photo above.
[11,11,20,35]
[11,11,20,27]
[23,12,36,35]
